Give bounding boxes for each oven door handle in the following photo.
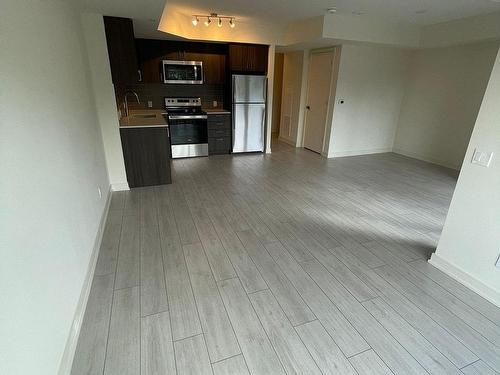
[168,115,208,120]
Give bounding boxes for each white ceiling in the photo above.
[164,0,500,25]
[78,0,500,40]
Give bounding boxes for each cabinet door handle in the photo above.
[138,69,142,82]
[166,127,170,137]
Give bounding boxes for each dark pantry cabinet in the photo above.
[103,16,140,84]
[120,127,172,187]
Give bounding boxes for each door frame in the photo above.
[299,47,339,156]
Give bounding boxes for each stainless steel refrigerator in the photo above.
[232,74,267,153]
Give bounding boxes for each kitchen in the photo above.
[104,16,269,188]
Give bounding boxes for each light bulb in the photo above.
[229,18,235,28]
[204,17,211,26]
[218,18,222,27]
[192,16,198,26]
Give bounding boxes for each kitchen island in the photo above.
[119,110,171,187]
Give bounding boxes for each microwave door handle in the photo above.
[194,66,198,81]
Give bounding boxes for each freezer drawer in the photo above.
[232,103,265,153]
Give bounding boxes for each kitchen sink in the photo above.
[131,114,157,119]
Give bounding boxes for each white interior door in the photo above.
[303,51,334,153]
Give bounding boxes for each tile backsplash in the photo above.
[124,83,225,110]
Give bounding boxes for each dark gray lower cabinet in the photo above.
[120,127,172,187]
[209,137,232,154]
[208,114,231,155]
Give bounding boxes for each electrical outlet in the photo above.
[213,100,218,108]
[97,186,102,199]
[147,101,153,108]
[471,149,493,167]
[496,254,500,269]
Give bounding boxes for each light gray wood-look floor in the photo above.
[72,140,500,375]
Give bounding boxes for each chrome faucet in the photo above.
[124,91,140,117]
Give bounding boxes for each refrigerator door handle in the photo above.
[262,106,266,151]
[262,78,267,102]
[232,75,236,103]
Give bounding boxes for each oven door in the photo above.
[162,60,203,84]
[168,115,208,158]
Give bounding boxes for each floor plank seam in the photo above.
[346,347,373,359]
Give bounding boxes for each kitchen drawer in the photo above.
[208,136,231,155]
[208,126,231,137]
[208,114,231,136]
[207,113,231,121]
[207,114,230,126]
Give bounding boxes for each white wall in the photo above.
[430,47,500,307]
[272,53,284,134]
[0,1,110,374]
[266,45,276,153]
[394,41,499,169]
[279,51,306,145]
[82,13,129,190]
[327,44,409,157]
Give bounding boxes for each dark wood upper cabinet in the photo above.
[103,16,140,84]
[136,39,227,84]
[199,53,226,84]
[229,44,269,74]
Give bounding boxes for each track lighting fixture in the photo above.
[191,13,236,28]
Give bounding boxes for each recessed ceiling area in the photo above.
[161,0,500,25]
[79,0,500,42]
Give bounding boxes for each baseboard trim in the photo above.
[392,148,461,170]
[111,182,129,191]
[329,148,393,158]
[429,253,500,308]
[57,185,113,375]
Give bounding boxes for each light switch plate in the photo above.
[471,149,493,167]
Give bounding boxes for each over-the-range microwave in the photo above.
[162,60,203,84]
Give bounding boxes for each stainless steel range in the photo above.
[165,97,208,158]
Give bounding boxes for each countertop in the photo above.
[203,108,231,114]
[119,108,231,128]
[119,109,168,128]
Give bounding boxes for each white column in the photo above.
[430,46,500,307]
